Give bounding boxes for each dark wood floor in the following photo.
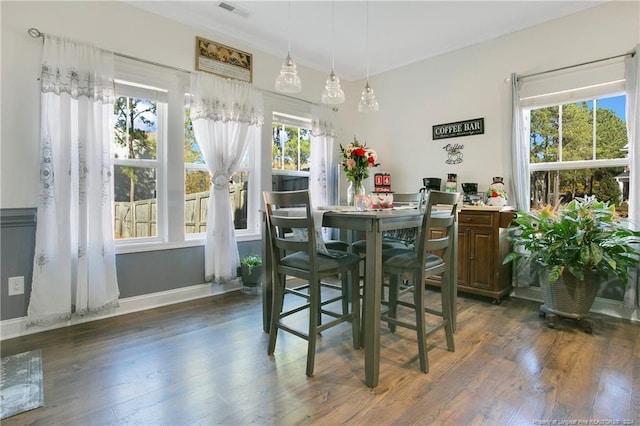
[1,287,638,425]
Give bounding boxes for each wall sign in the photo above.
[196,36,253,83]
[432,117,484,140]
[443,143,464,164]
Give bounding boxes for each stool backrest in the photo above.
[263,190,318,266]
[416,191,459,263]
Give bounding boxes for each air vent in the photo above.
[218,2,251,18]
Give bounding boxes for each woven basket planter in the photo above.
[539,268,601,319]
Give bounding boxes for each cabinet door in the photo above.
[468,228,494,290]
[457,228,469,287]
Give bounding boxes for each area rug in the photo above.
[0,349,43,419]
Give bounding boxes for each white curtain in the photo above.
[189,72,263,282]
[311,106,337,240]
[28,35,119,326]
[310,105,336,207]
[624,46,639,309]
[509,72,530,211]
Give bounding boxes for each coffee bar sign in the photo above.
[432,118,484,140]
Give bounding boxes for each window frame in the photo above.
[271,112,312,184]
[524,89,630,207]
[113,57,263,253]
[112,80,167,248]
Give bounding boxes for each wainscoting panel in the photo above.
[0,208,37,321]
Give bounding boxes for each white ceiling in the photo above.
[126,0,606,82]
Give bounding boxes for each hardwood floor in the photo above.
[1,288,638,425]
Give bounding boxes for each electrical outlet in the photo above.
[8,276,24,296]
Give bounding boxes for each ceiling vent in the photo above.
[218,2,251,18]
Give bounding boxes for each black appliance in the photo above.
[420,177,441,194]
[461,182,479,204]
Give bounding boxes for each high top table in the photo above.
[262,207,455,388]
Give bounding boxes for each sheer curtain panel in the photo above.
[189,72,264,282]
[310,106,336,201]
[624,47,639,310]
[509,72,530,211]
[311,105,337,240]
[28,35,119,326]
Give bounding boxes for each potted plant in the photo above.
[240,253,263,289]
[503,196,640,330]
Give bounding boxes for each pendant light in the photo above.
[275,1,302,93]
[358,1,379,113]
[321,1,345,105]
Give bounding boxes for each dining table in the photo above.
[262,205,457,388]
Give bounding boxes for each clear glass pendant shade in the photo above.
[358,81,379,113]
[358,2,379,113]
[275,53,302,93]
[321,69,345,104]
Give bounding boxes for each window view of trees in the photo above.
[271,118,311,192]
[112,96,159,239]
[529,95,629,213]
[272,122,310,171]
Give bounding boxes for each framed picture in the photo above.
[196,36,253,83]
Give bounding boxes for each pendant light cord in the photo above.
[287,1,292,53]
[331,1,335,70]
[365,1,370,82]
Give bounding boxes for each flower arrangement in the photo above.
[339,136,379,183]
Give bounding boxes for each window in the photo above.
[526,93,630,214]
[272,112,311,191]
[112,59,260,251]
[183,109,209,235]
[112,81,165,241]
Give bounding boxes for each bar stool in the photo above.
[263,190,362,377]
[381,190,459,373]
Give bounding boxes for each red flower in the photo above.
[353,147,366,157]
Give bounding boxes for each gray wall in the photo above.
[0,208,262,321]
[1,208,36,320]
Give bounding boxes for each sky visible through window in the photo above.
[598,95,626,122]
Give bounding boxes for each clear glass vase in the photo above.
[347,180,365,206]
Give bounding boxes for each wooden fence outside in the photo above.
[114,183,247,239]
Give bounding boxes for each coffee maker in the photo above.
[420,177,441,193]
[461,182,479,204]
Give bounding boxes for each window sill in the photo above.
[115,232,262,255]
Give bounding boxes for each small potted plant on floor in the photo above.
[240,253,263,291]
[503,196,640,331]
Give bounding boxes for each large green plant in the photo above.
[504,196,640,283]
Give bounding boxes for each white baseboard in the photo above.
[512,287,640,323]
[0,279,243,341]
[4,283,635,341]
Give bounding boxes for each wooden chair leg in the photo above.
[413,271,429,373]
[441,270,455,352]
[341,271,349,315]
[306,279,321,377]
[388,274,399,333]
[350,263,361,349]
[268,273,285,355]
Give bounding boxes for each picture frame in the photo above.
[196,36,253,83]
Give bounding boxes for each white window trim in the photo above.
[529,158,629,172]
[114,58,198,252]
[112,86,167,248]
